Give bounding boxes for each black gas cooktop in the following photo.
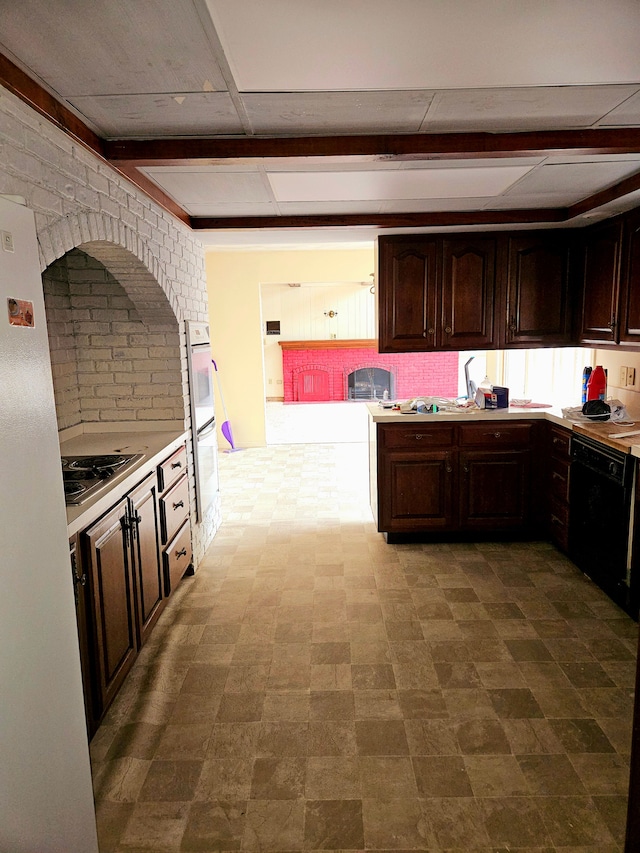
[61,453,143,505]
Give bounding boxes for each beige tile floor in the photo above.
[91,437,638,852]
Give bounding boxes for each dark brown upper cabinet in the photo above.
[620,208,640,346]
[377,236,438,352]
[578,219,623,345]
[503,231,574,348]
[441,236,496,351]
[377,234,496,352]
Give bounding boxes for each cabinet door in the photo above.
[459,450,530,531]
[504,232,573,346]
[129,474,165,646]
[620,209,640,345]
[579,220,623,343]
[83,498,137,714]
[440,236,496,350]
[70,537,98,738]
[378,450,455,534]
[377,236,438,352]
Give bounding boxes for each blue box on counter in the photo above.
[485,386,509,409]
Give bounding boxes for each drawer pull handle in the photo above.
[171,461,182,469]
[494,432,501,439]
[415,434,424,440]
[175,547,188,558]
[173,500,184,510]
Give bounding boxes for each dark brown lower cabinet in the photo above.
[546,423,572,553]
[80,472,167,735]
[459,449,530,531]
[129,474,165,645]
[70,536,97,736]
[379,450,455,534]
[375,421,540,541]
[83,496,137,728]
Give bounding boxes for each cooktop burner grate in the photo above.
[62,453,143,505]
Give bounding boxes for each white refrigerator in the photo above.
[0,196,98,852]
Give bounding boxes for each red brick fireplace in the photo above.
[279,340,458,402]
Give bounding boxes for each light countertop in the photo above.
[61,426,188,536]
[366,403,640,458]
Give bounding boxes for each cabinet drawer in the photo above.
[158,445,187,493]
[549,497,569,552]
[549,456,570,504]
[379,424,454,450]
[458,422,532,447]
[160,474,189,544]
[549,425,571,459]
[163,520,192,595]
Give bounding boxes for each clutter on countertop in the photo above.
[562,399,633,424]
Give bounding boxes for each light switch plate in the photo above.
[628,367,636,387]
[620,367,628,386]
[1,230,14,252]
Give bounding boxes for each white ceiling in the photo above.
[2,0,640,248]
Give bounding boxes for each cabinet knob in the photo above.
[427,327,435,335]
[494,432,501,439]
[444,326,452,335]
[415,434,424,440]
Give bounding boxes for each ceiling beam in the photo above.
[0,52,105,155]
[568,170,640,218]
[104,129,640,166]
[190,208,567,231]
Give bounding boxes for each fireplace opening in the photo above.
[348,367,394,400]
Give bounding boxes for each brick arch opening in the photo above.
[42,244,184,431]
[37,213,181,320]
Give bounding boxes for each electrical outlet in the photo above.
[1,230,14,252]
[620,367,628,386]
[628,367,636,387]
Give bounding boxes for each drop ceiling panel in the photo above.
[139,169,272,204]
[423,85,640,132]
[503,161,640,195]
[0,0,228,96]
[276,201,384,215]
[241,90,434,134]
[380,197,498,213]
[206,0,640,91]
[485,193,588,209]
[182,202,279,216]
[600,90,640,125]
[268,167,535,203]
[70,93,243,138]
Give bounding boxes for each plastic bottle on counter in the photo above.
[581,366,592,403]
[586,365,607,401]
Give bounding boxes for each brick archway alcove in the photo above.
[281,340,458,402]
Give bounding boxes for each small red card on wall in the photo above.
[7,298,34,327]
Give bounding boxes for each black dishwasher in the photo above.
[568,434,637,619]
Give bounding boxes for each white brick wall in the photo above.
[0,84,220,562]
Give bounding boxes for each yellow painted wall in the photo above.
[206,248,374,448]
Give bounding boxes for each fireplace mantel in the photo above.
[278,339,377,350]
